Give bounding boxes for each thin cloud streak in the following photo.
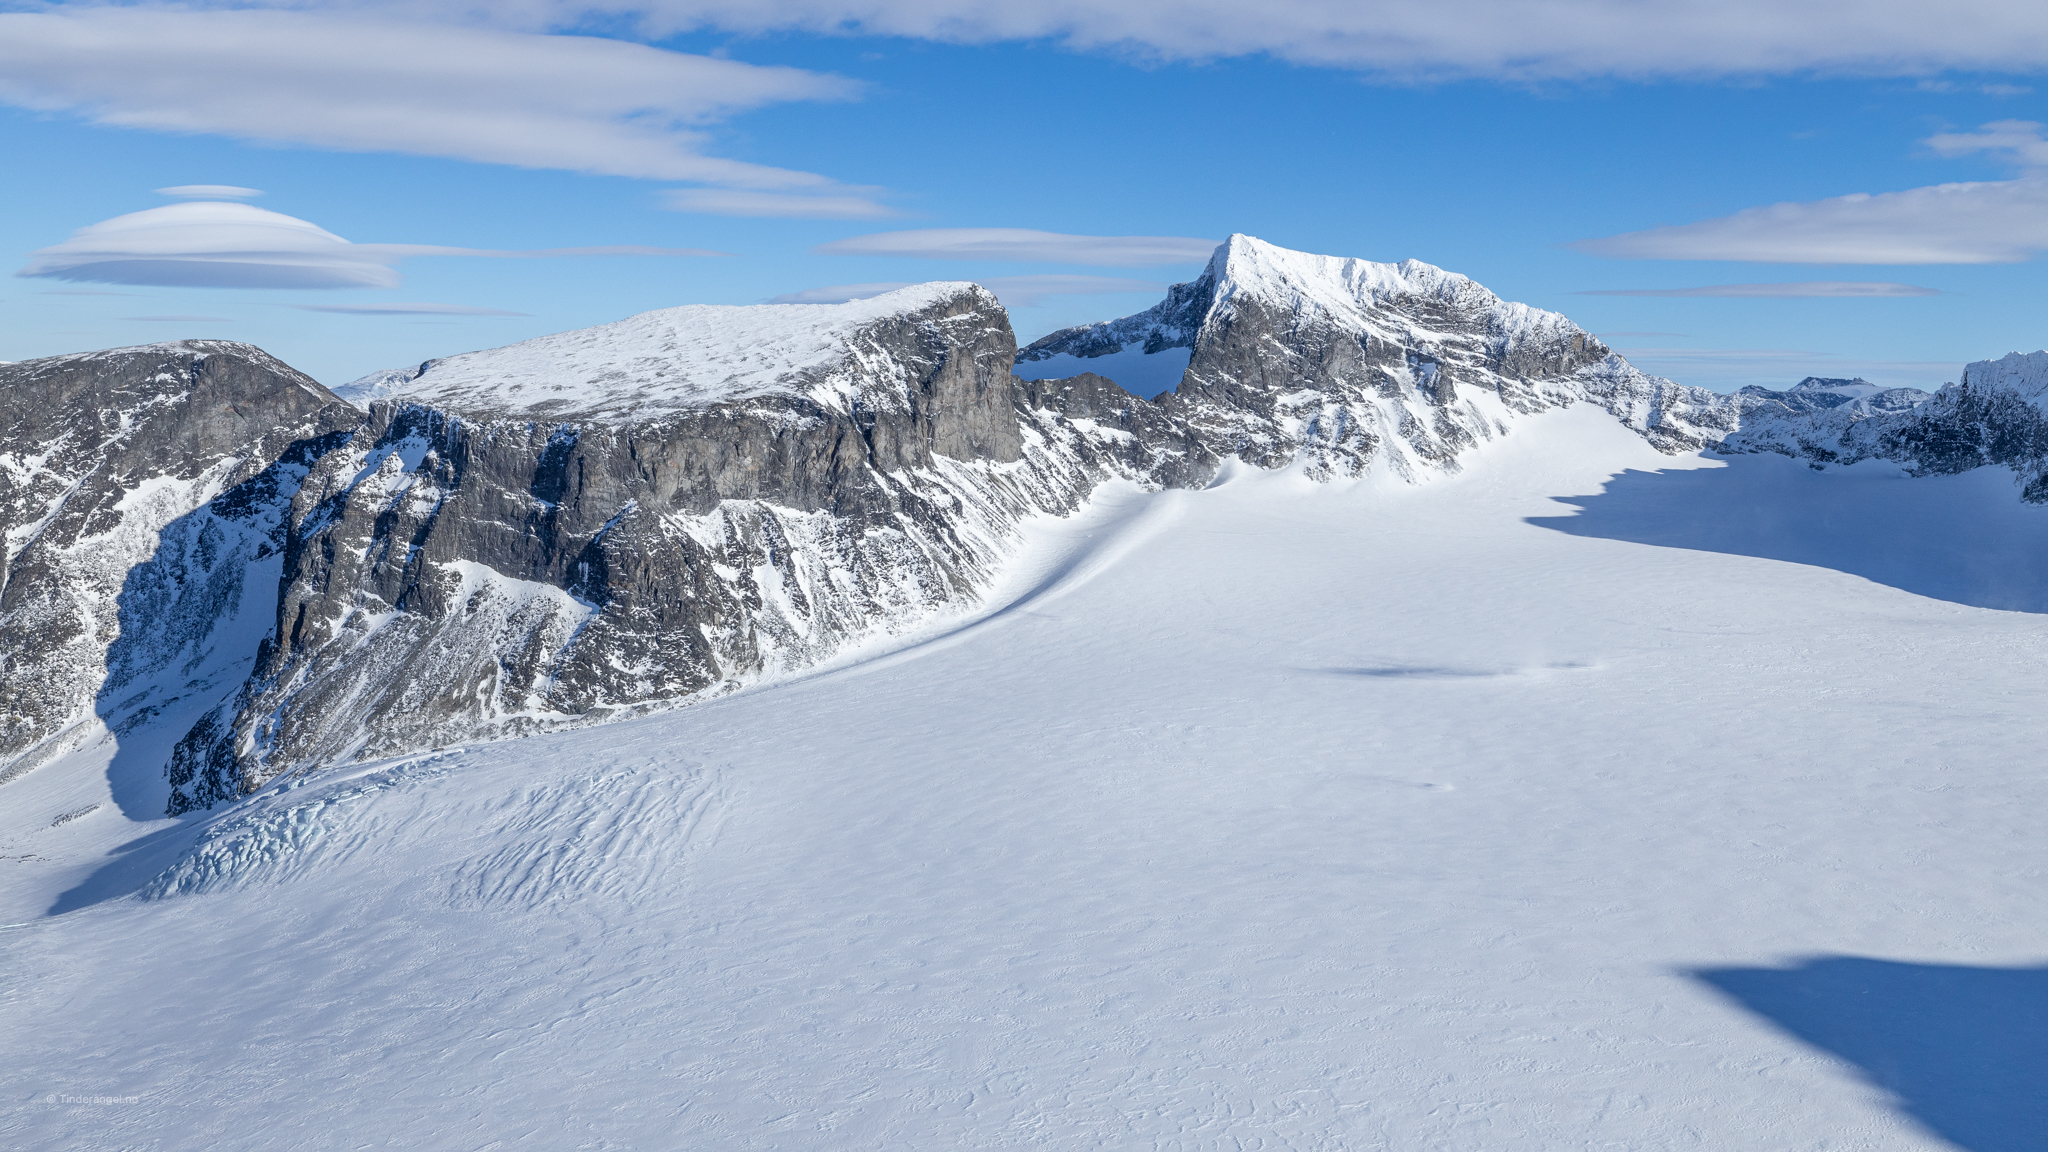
[157,185,263,199]
[1577,282,1941,298]
[1615,346,1964,391]
[665,188,899,218]
[818,228,1217,266]
[771,274,1162,307]
[288,303,532,316]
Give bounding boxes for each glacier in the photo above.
[3,233,2048,1149]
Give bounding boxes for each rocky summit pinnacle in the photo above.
[0,237,2040,813]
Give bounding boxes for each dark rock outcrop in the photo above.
[164,285,1099,810]
[0,342,359,783]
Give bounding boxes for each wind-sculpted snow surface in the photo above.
[14,411,2048,1150]
[0,343,357,783]
[343,283,994,422]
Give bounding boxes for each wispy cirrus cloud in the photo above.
[17,202,725,289]
[1612,345,1962,391]
[817,229,1217,266]
[0,8,861,190]
[664,188,900,218]
[1576,282,1941,298]
[287,302,531,316]
[772,273,1162,307]
[156,184,263,200]
[1575,120,2048,265]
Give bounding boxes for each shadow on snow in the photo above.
[1527,453,2048,614]
[1694,957,2048,1151]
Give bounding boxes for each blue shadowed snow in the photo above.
[1527,452,2048,613]
[1693,958,2048,1152]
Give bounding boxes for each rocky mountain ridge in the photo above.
[1,235,2038,812]
[0,343,357,786]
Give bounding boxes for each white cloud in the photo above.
[0,8,860,188]
[1574,178,2048,264]
[1923,119,2048,168]
[17,202,725,289]
[772,273,1162,307]
[289,303,531,316]
[157,185,263,199]
[1576,282,1941,297]
[24,202,399,289]
[817,229,1217,266]
[1576,120,2048,265]
[664,188,900,218]
[297,0,2048,81]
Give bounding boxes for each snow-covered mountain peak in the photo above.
[1203,233,1588,347]
[1018,235,1602,401]
[1959,350,2048,407]
[337,281,999,422]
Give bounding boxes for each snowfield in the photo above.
[333,282,991,419]
[4,403,2046,1149]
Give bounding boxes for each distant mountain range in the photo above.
[4,234,2041,812]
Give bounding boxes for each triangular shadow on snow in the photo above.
[1526,453,2048,614]
[1692,957,2048,1151]
[46,460,306,915]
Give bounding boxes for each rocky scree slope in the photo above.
[0,343,358,784]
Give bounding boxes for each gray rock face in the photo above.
[0,342,358,783]
[1023,234,1741,475]
[1799,352,2048,499]
[164,285,1098,811]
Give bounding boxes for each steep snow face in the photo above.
[0,343,357,785]
[353,283,993,421]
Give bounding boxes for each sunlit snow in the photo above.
[5,404,2045,1148]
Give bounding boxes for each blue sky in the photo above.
[2,2,2045,391]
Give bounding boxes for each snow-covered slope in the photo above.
[7,405,2048,1149]
[342,283,988,421]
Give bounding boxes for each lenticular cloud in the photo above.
[18,201,400,289]
[17,201,726,290]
